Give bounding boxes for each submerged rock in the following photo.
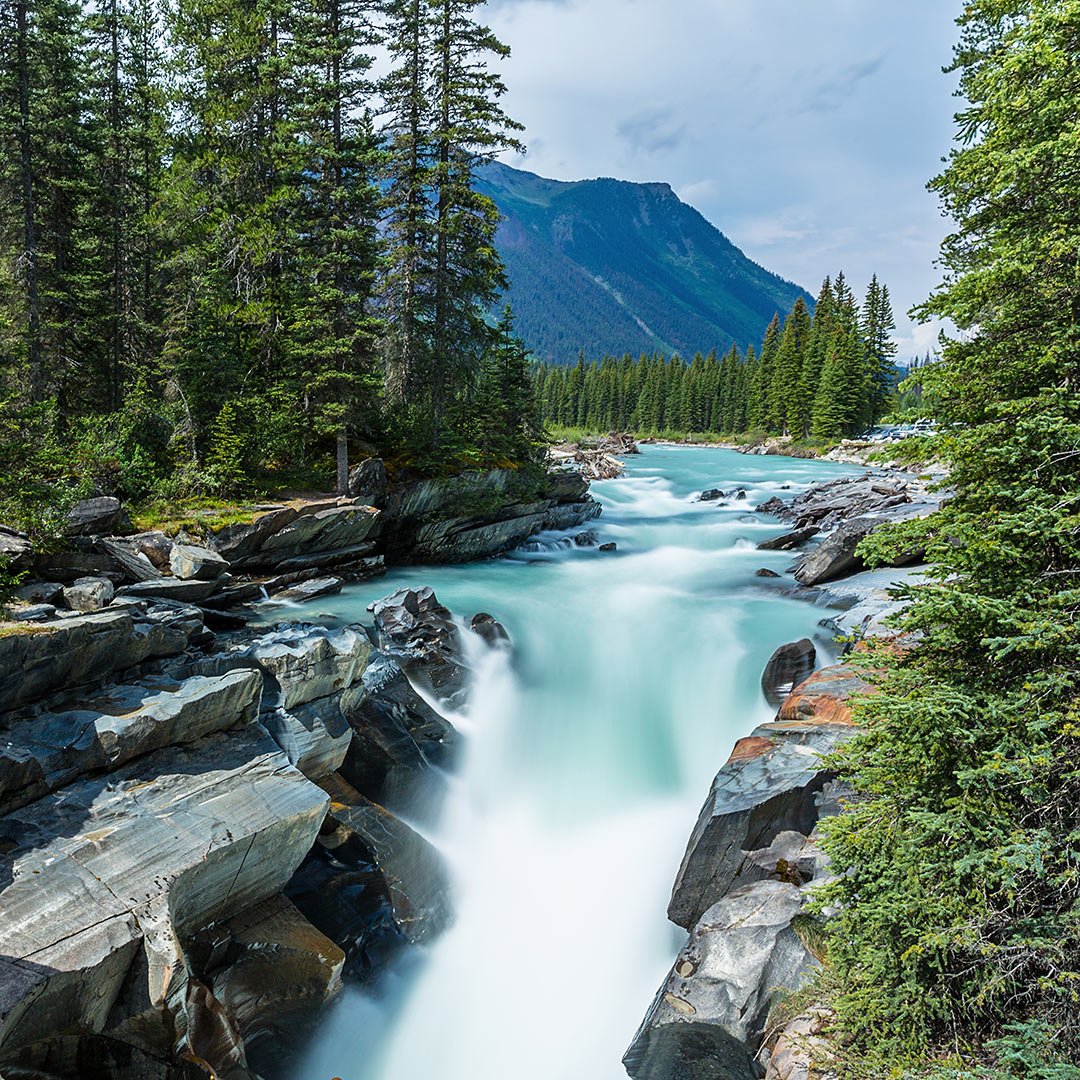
[470,611,509,647]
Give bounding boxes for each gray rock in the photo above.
[668,720,852,930]
[0,670,263,815]
[544,468,589,503]
[372,587,467,704]
[793,517,880,586]
[757,527,819,551]
[170,542,229,581]
[315,774,451,945]
[255,505,381,562]
[625,881,818,1080]
[599,542,617,552]
[755,568,781,579]
[761,639,816,707]
[271,576,344,603]
[0,527,33,571]
[340,651,458,811]
[62,575,116,612]
[94,537,161,583]
[698,488,725,502]
[65,496,126,537]
[8,603,56,622]
[0,607,204,710]
[210,506,297,562]
[261,687,356,781]
[540,498,603,534]
[0,725,328,1076]
[117,576,221,603]
[763,1008,838,1080]
[347,458,389,507]
[211,895,344,1051]
[15,580,63,605]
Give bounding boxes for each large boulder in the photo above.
[793,517,880,586]
[347,458,389,507]
[761,639,816,707]
[287,773,452,978]
[340,651,459,810]
[62,575,115,612]
[777,663,875,726]
[65,496,129,537]
[0,725,328,1078]
[117,576,222,603]
[371,587,468,704]
[624,881,819,1080]
[170,542,229,581]
[668,716,853,931]
[210,895,345,1053]
[544,468,589,503]
[0,669,263,815]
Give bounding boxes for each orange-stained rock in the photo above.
[777,663,879,727]
[726,736,777,764]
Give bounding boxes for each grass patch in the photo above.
[0,621,56,639]
[130,497,280,538]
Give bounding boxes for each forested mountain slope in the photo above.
[478,162,811,364]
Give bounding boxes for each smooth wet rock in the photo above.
[65,496,127,537]
[625,881,819,1080]
[755,568,781,579]
[668,716,853,930]
[778,663,876,727]
[573,529,598,547]
[372,587,468,704]
[171,542,229,581]
[262,688,357,782]
[347,458,389,507]
[211,895,345,1049]
[541,498,603,533]
[272,576,344,604]
[758,526,819,551]
[761,639,817,706]
[599,542,617,552]
[470,612,509,648]
[62,575,116,612]
[699,489,724,502]
[340,651,458,809]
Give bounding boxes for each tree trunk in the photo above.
[336,427,349,495]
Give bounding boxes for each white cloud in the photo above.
[486,0,962,346]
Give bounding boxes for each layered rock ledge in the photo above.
[0,584,484,1080]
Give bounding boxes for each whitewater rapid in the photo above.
[280,446,859,1080]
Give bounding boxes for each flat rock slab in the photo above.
[778,664,876,727]
[118,576,221,603]
[0,726,328,1071]
[272,576,344,603]
[0,670,263,815]
[626,881,818,1080]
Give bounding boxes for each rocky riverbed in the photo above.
[623,460,945,1080]
[0,580,501,1080]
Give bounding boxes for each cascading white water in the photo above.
[282,446,860,1080]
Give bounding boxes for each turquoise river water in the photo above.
[277,445,860,1080]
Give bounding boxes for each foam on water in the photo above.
[279,445,861,1080]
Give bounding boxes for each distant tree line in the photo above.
[0,0,540,524]
[535,273,898,440]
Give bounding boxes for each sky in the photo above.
[485,0,962,360]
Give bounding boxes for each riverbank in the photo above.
[623,458,946,1080]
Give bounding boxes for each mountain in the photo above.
[476,161,812,365]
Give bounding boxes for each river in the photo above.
[276,445,859,1080]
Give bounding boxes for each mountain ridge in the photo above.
[478,161,812,364]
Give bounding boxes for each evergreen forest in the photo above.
[534,273,901,441]
[0,0,541,536]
